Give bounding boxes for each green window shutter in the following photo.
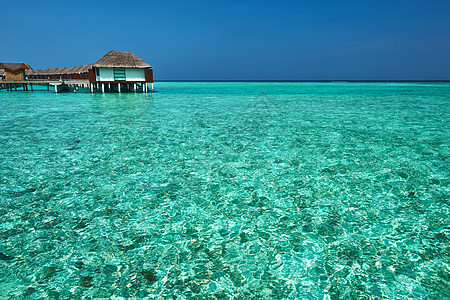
[114,68,126,80]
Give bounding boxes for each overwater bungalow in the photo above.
[26,65,92,81]
[88,50,153,93]
[0,63,32,81]
[24,50,154,93]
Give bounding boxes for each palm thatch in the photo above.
[0,63,32,72]
[26,64,92,75]
[92,50,151,68]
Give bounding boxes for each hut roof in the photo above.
[26,64,92,75]
[92,50,151,68]
[24,63,33,70]
[0,63,32,72]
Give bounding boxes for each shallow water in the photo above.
[0,82,449,299]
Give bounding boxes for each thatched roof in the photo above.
[4,50,151,78]
[92,50,151,68]
[0,63,32,72]
[26,64,92,75]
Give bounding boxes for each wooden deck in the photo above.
[0,79,152,93]
[0,79,89,85]
[0,79,90,92]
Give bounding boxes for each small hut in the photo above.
[0,63,32,81]
[88,50,153,92]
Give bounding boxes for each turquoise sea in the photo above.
[0,82,449,299]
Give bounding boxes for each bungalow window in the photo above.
[95,68,100,76]
[114,68,126,81]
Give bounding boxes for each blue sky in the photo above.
[2,0,450,80]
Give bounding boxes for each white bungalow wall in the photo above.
[96,68,145,82]
[125,69,145,81]
[96,68,114,81]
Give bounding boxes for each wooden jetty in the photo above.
[0,79,90,93]
[0,50,154,93]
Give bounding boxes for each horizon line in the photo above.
[155,80,450,83]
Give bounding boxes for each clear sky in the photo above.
[2,0,450,80]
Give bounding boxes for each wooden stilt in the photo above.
[102,83,105,93]
[118,83,121,93]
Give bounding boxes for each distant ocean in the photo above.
[0,82,448,299]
